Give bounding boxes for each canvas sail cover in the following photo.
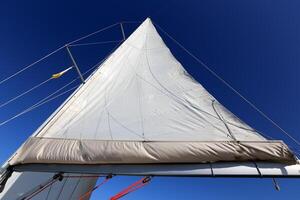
[8,18,296,167]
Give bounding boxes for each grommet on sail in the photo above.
[1,18,300,199]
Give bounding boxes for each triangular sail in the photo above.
[7,18,296,166]
[29,18,266,142]
[1,18,299,199]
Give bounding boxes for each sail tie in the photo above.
[110,176,152,200]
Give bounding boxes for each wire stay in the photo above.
[0,85,79,127]
[0,66,73,110]
[68,40,123,47]
[0,46,65,86]
[0,40,123,127]
[0,78,52,109]
[20,173,63,200]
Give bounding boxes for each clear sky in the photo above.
[1,0,300,199]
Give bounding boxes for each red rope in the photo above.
[110,176,151,200]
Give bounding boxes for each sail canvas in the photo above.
[8,18,296,166]
[1,18,299,200]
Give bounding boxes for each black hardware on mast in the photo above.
[65,45,85,84]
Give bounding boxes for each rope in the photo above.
[44,182,53,200]
[153,21,300,147]
[0,47,64,86]
[67,176,81,200]
[21,173,63,200]
[20,174,103,200]
[67,23,120,46]
[24,179,58,200]
[0,78,52,109]
[0,40,123,128]
[55,177,68,200]
[121,21,142,24]
[211,100,236,141]
[0,85,79,127]
[110,176,152,200]
[0,22,120,87]
[0,65,73,110]
[68,40,123,47]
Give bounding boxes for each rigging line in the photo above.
[153,21,300,147]
[55,176,68,200]
[0,78,52,109]
[212,100,236,141]
[0,42,119,128]
[110,176,152,200]
[68,40,123,47]
[121,21,142,24]
[10,78,79,118]
[67,22,120,46]
[0,46,64,86]
[23,175,61,200]
[0,65,73,110]
[67,176,81,200]
[0,22,120,87]
[0,85,79,127]
[29,79,79,109]
[45,182,53,200]
[35,40,124,137]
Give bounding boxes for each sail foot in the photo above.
[9,137,297,166]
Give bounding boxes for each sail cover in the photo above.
[8,18,296,167]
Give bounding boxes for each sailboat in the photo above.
[1,18,300,199]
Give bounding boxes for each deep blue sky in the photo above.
[1,0,300,199]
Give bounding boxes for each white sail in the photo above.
[1,17,299,199]
[8,18,295,166]
[27,18,266,142]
